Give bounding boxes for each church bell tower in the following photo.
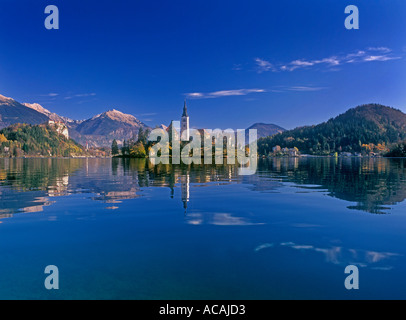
[181,100,190,141]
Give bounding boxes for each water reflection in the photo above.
[180,174,190,213]
[0,157,406,218]
[254,241,400,270]
[0,158,81,216]
[256,157,406,213]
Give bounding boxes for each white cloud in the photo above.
[254,58,275,73]
[185,86,325,99]
[257,47,401,73]
[75,93,96,97]
[283,60,315,71]
[40,93,59,97]
[363,55,401,62]
[317,57,341,66]
[186,92,204,98]
[367,47,392,53]
[287,86,326,92]
[291,60,315,67]
[185,88,266,99]
[210,89,265,97]
[279,56,342,72]
[65,93,96,100]
[345,50,366,58]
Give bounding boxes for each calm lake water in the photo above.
[0,157,405,299]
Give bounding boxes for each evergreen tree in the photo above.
[111,139,119,156]
[121,139,129,156]
[137,127,149,145]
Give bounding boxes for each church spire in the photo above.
[181,100,190,141]
[182,100,188,117]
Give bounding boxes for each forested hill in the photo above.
[0,123,87,157]
[258,104,406,155]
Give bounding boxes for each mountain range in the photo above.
[1,93,285,148]
[3,94,404,155]
[0,94,149,148]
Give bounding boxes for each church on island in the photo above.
[166,100,210,141]
[180,100,190,140]
[159,101,192,212]
[162,100,191,142]
[179,101,190,212]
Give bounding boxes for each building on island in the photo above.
[180,100,190,141]
[165,101,191,142]
[47,120,69,139]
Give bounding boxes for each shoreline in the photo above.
[1,155,406,160]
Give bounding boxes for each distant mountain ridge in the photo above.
[246,123,285,140]
[71,109,148,147]
[0,94,149,147]
[76,109,145,135]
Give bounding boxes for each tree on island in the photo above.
[130,141,147,158]
[111,139,119,156]
[114,127,152,158]
[121,139,130,156]
[137,127,151,147]
[132,127,151,157]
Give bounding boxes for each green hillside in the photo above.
[258,104,406,156]
[0,123,87,157]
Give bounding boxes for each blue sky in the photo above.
[0,0,405,129]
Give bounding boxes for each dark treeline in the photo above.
[258,104,406,156]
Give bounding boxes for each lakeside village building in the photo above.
[271,145,300,157]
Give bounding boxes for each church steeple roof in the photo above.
[182,100,188,117]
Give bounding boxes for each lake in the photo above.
[0,157,405,299]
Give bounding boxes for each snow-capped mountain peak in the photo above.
[0,94,14,103]
[91,109,140,125]
[23,102,73,123]
[23,102,52,117]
